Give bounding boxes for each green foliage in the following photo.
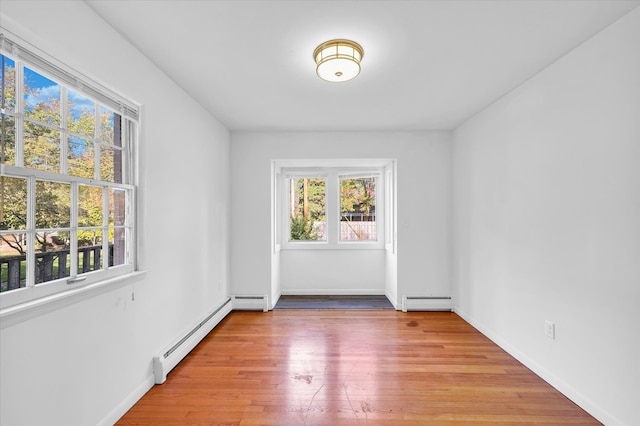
[292,178,326,222]
[1,62,16,107]
[289,177,325,241]
[1,176,27,254]
[290,214,319,241]
[340,177,376,216]
[1,115,16,165]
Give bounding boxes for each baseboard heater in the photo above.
[232,295,269,312]
[402,296,452,312]
[153,297,232,384]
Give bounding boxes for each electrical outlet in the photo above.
[545,320,555,339]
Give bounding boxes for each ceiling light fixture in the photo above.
[313,39,364,83]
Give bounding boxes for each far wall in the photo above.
[230,131,452,307]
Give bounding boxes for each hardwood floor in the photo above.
[117,310,600,425]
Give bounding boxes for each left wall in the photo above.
[0,2,231,425]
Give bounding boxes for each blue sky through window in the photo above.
[23,65,96,120]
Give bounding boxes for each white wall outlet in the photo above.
[545,320,555,339]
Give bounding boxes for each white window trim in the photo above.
[280,167,385,250]
[0,30,140,313]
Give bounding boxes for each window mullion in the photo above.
[326,171,337,245]
[102,186,109,269]
[69,182,78,277]
[25,175,35,288]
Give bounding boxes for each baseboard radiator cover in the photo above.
[402,296,452,312]
[232,295,269,312]
[153,297,232,384]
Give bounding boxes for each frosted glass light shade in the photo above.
[313,39,364,82]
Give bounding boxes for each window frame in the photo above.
[281,167,384,250]
[0,32,139,312]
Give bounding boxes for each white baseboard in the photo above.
[98,374,154,426]
[402,296,452,312]
[232,295,269,312]
[454,307,621,426]
[153,299,233,384]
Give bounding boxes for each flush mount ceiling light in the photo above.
[313,39,364,83]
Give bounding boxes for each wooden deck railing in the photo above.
[0,245,114,292]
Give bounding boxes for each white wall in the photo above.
[230,131,452,307]
[453,8,640,425]
[0,2,230,425]
[280,249,386,294]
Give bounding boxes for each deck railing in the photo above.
[0,245,114,292]
[340,212,375,222]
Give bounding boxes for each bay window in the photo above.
[283,167,383,249]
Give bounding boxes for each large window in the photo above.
[339,175,377,241]
[289,177,326,241]
[283,168,382,248]
[1,35,138,309]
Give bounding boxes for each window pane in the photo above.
[1,176,28,291]
[1,232,27,292]
[24,122,60,172]
[1,176,27,230]
[99,107,121,146]
[67,136,94,178]
[340,177,376,241]
[289,178,326,241]
[35,180,70,229]
[101,145,122,183]
[109,188,126,226]
[24,67,60,126]
[1,55,16,113]
[79,185,103,227]
[34,240,70,285]
[1,113,16,165]
[109,227,126,267]
[78,230,102,273]
[99,110,123,183]
[67,89,95,137]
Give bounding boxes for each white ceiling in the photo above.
[86,0,639,132]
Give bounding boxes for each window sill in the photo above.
[0,270,147,329]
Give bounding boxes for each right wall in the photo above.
[453,7,640,425]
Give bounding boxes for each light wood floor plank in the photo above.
[117,311,600,425]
